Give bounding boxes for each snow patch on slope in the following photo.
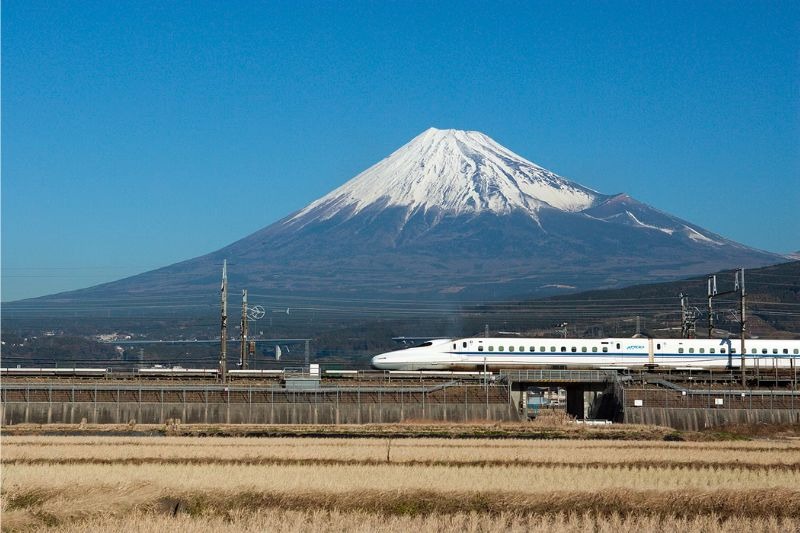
[684,226,723,245]
[625,211,675,235]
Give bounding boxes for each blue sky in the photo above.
[2,1,798,301]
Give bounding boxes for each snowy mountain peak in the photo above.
[288,128,602,225]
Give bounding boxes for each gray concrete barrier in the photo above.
[625,407,800,431]
[1,401,516,425]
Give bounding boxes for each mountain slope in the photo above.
[6,128,786,310]
[288,128,602,227]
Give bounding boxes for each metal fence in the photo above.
[620,385,799,411]
[0,380,518,425]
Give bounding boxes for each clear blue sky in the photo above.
[2,1,798,301]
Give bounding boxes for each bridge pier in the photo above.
[566,386,585,419]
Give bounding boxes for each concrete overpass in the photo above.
[499,369,624,419]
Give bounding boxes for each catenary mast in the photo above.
[219,260,228,383]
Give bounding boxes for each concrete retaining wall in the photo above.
[1,401,517,425]
[625,407,800,431]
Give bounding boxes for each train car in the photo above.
[371,337,800,371]
[323,370,360,377]
[1,367,109,377]
[228,369,284,377]
[136,367,218,377]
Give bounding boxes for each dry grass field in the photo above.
[2,434,800,532]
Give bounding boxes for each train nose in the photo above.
[371,353,391,370]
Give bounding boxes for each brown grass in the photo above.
[6,462,800,493]
[5,419,798,441]
[7,508,800,533]
[4,436,798,468]
[3,485,800,532]
[0,421,678,440]
[4,456,800,473]
[3,435,800,532]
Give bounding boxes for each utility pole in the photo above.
[703,270,746,382]
[679,294,697,339]
[707,275,717,338]
[680,293,688,338]
[738,268,746,386]
[240,289,249,370]
[219,260,228,383]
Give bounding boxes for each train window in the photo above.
[489,346,494,351]
[592,347,597,352]
[478,346,484,352]
[519,346,524,352]
[570,347,576,352]
[773,348,778,354]
[561,346,567,352]
[751,348,757,354]
[794,349,799,354]
[530,346,536,352]
[720,348,726,354]
[709,348,715,354]
[550,346,556,352]
[616,343,621,349]
[762,349,768,354]
[731,348,736,354]
[582,347,587,352]
[679,348,684,354]
[699,348,704,353]
[783,349,789,354]
[453,344,457,350]
[463,342,467,348]
[509,346,514,352]
[657,343,661,349]
[689,348,694,353]
[602,347,608,353]
[499,346,504,352]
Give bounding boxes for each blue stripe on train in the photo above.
[449,351,793,359]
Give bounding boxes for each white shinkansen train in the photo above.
[371,337,800,371]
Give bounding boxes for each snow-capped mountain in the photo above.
[13,128,786,306]
[289,128,600,226]
[280,127,748,253]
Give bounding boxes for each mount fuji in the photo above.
[18,128,786,307]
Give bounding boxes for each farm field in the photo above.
[2,435,800,532]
